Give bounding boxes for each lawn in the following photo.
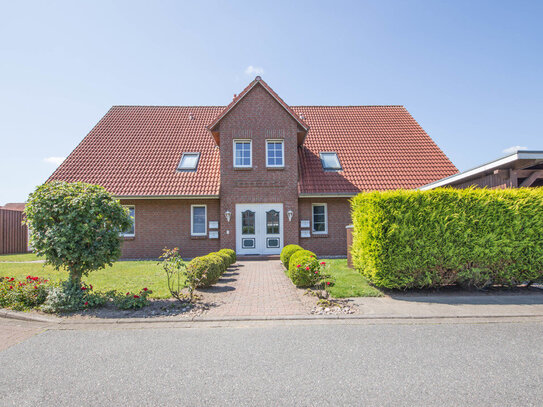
[0,253,41,262]
[0,260,172,298]
[322,259,383,298]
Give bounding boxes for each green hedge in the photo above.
[211,251,231,271]
[207,253,227,275]
[288,249,318,287]
[187,256,221,288]
[280,244,303,269]
[351,188,543,289]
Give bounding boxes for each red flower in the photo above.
[305,266,310,270]
[84,301,88,306]
[320,261,326,265]
[297,265,301,268]
[32,277,38,281]
[10,277,15,281]
[133,295,140,299]
[314,271,318,274]
[126,292,130,296]
[8,285,13,289]
[143,287,148,291]
[26,275,31,279]
[310,256,314,258]
[89,285,93,290]
[326,282,331,285]
[81,286,87,291]
[34,285,38,289]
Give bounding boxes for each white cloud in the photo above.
[244,65,264,76]
[43,156,66,166]
[502,145,528,154]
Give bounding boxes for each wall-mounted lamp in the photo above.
[287,210,294,222]
[224,210,232,222]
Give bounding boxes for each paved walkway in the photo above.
[203,260,307,317]
[0,319,48,351]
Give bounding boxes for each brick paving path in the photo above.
[0,319,47,352]
[203,260,307,317]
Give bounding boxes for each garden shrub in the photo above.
[41,280,109,313]
[288,249,318,287]
[213,251,232,270]
[208,253,228,274]
[187,256,221,288]
[351,188,543,289]
[219,249,236,265]
[280,244,303,269]
[0,275,51,310]
[112,288,152,310]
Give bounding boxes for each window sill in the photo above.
[234,167,253,171]
[311,233,329,238]
[122,236,135,241]
[266,167,285,171]
[190,235,207,240]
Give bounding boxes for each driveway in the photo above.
[201,260,307,317]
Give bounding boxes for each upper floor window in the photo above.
[191,205,207,236]
[320,152,341,170]
[178,152,200,171]
[266,140,284,167]
[121,206,135,237]
[234,140,252,168]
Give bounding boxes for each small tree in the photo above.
[24,181,132,285]
[160,247,203,303]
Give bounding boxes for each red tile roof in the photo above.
[49,103,457,197]
[293,106,457,194]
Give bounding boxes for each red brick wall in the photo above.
[119,199,220,259]
[298,198,352,257]
[217,83,302,250]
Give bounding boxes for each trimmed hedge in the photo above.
[218,249,236,265]
[288,249,318,287]
[351,188,543,289]
[212,251,231,270]
[280,244,303,269]
[187,256,221,288]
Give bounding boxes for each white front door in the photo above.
[235,203,283,255]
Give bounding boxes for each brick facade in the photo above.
[119,199,220,259]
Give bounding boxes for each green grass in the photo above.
[323,259,383,298]
[0,253,41,262]
[0,260,172,298]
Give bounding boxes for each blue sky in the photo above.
[1,0,542,203]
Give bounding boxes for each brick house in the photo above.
[48,77,457,258]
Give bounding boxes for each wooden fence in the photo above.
[0,208,28,254]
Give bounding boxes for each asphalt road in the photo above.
[1,320,542,406]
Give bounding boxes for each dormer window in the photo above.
[320,152,341,170]
[178,153,200,171]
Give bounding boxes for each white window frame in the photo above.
[121,205,135,237]
[233,139,252,168]
[177,152,200,171]
[266,139,285,168]
[311,203,328,234]
[320,152,342,171]
[191,204,207,236]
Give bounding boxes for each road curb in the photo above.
[2,308,543,326]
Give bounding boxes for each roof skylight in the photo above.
[320,152,341,170]
[178,152,200,171]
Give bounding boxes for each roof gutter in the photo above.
[114,195,220,200]
[298,193,358,198]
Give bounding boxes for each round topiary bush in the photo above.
[207,253,227,275]
[280,244,303,269]
[213,251,232,270]
[219,249,236,265]
[187,256,221,288]
[288,249,318,287]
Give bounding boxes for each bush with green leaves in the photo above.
[112,288,152,310]
[218,249,236,265]
[160,247,203,303]
[280,245,303,269]
[24,181,132,285]
[351,188,543,289]
[0,275,51,310]
[41,280,109,313]
[212,251,232,270]
[207,253,228,275]
[187,256,221,288]
[288,249,318,287]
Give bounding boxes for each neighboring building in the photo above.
[0,203,25,211]
[48,77,457,258]
[420,150,543,190]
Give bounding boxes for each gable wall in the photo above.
[217,84,301,250]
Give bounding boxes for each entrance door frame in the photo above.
[235,203,284,255]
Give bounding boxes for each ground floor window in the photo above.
[191,205,207,236]
[121,205,135,237]
[312,203,327,234]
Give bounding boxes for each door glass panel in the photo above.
[266,210,279,234]
[242,210,255,235]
